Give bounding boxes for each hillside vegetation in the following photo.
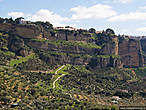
[0,18,146,109]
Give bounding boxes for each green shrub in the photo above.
[31,39,101,49]
[9,53,35,67]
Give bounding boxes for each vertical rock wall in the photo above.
[119,38,144,67]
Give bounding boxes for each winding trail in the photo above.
[52,65,65,89]
[52,65,80,102]
[53,74,65,89]
[55,65,65,75]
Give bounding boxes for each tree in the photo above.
[105,28,115,35]
[15,17,24,24]
[35,21,53,29]
[0,17,4,23]
[7,17,14,24]
[65,30,68,41]
[45,21,53,29]
[89,28,96,33]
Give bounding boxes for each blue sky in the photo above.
[1,0,146,36]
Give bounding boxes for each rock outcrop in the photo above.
[119,37,144,67]
[0,22,144,68]
[140,38,146,65]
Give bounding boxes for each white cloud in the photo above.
[8,12,25,18]
[138,6,146,11]
[70,4,116,20]
[136,27,146,32]
[8,9,72,27]
[139,6,146,9]
[113,0,132,4]
[27,9,69,24]
[108,12,146,22]
[8,6,117,27]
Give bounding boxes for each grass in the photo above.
[37,81,50,94]
[73,65,92,73]
[0,50,15,56]
[134,67,146,77]
[58,64,71,74]
[94,55,121,59]
[40,50,92,59]
[69,53,92,58]
[31,38,101,49]
[9,53,35,67]
[0,32,8,37]
[40,50,120,62]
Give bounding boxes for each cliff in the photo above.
[96,31,144,68]
[0,22,144,68]
[0,18,146,109]
[140,38,146,66]
[119,37,144,67]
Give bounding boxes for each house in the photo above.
[112,96,121,101]
[3,20,7,23]
[11,103,19,108]
[111,100,118,104]
[54,26,77,31]
[19,19,27,24]
[96,31,102,34]
[15,17,27,25]
[18,19,27,24]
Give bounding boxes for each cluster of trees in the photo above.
[88,28,115,35]
[0,17,53,29]
[0,17,25,24]
[0,17,14,24]
[34,21,53,29]
[59,65,139,97]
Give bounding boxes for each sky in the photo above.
[1,0,146,36]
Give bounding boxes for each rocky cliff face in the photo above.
[95,32,144,68]
[97,34,119,55]
[0,23,42,39]
[140,38,146,66]
[119,37,144,67]
[0,22,144,68]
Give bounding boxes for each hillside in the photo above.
[0,17,146,109]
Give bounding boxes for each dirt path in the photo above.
[55,65,65,75]
[24,70,49,73]
[53,74,65,88]
[52,65,65,89]
[52,65,81,102]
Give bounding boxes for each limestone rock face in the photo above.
[140,38,146,65]
[88,57,122,69]
[0,23,13,32]
[13,25,42,39]
[19,48,29,57]
[8,36,24,52]
[26,40,100,55]
[119,38,144,67]
[8,36,29,56]
[40,54,91,66]
[0,23,144,68]
[96,33,119,55]
[25,38,122,68]
[141,38,146,52]
[27,40,49,50]
[0,24,42,39]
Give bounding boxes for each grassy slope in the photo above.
[31,38,101,49]
[0,32,145,109]
[9,53,35,67]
